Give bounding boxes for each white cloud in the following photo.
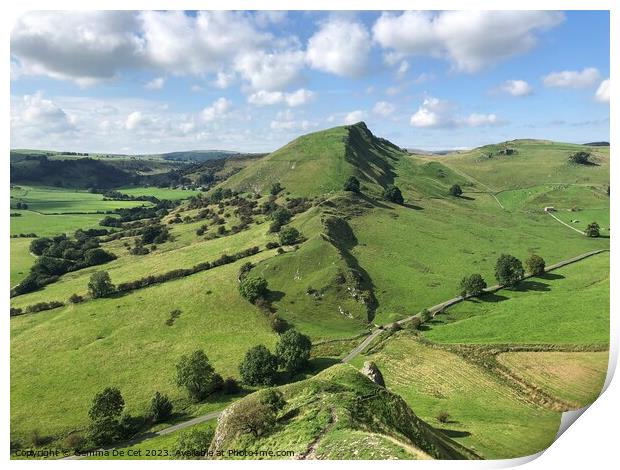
[373,11,564,73]
[201,97,232,122]
[396,60,410,80]
[543,67,600,88]
[125,111,145,130]
[145,76,165,90]
[595,79,610,103]
[234,49,305,91]
[212,70,236,89]
[11,92,76,134]
[373,101,395,117]
[307,19,371,77]
[499,79,533,96]
[344,110,366,125]
[247,89,314,107]
[410,96,501,128]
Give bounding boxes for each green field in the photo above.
[497,351,608,408]
[10,211,116,237]
[424,254,609,345]
[350,335,560,459]
[10,238,35,286]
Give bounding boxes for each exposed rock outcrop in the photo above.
[361,361,385,387]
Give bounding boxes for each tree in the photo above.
[229,399,276,438]
[279,226,301,245]
[585,222,600,238]
[239,276,269,304]
[30,237,52,256]
[175,350,220,402]
[275,329,312,373]
[449,184,463,197]
[525,254,546,276]
[343,176,361,193]
[260,388,286,412]
[88,271,115,298]
[174,427,215,459]
[459,274,487,297]
[383,185,404,204]
[149,392,173,423]
[84,248,116,266]
[269,207,292,232]
[495,254,524,287]
[239,345,278,386]
[270,182,283,196]
[568,151,591,165]
[89,387,125,421]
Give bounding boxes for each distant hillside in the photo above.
[161,150,240,162]
[583,141,609,147]
[220,122,406,197]
[210,364,478,460]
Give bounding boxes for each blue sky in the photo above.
[10,10,609,153]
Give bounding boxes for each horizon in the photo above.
[10,10,610,153]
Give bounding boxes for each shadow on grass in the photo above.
[402,202,424,211]
[437,428,471,439]
[514,280,550,292]
[478,292,509,303]
[538,272,565,281]
[458,195,475,201]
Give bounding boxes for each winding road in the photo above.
[63,248,607,459]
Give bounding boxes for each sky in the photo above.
[9,10,610,154]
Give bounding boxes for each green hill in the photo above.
[209,364,478,460]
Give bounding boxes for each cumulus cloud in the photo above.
[373,101,395,117]
[307,19,371,77]
[396,60,410,79]
[234,49,305,91]
[373,11,564,73]
[247,89,314,107]
[594,79,610,103]
[201,97,232,121]
[498,79,533,96]
[125,111,145,130]
[145,76,165,90]
[344,110,366,125]
[12,92,76,134]
[410,97,500,128]
[543,67,600,88]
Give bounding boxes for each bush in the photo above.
[419,309,432,322]
[568,151,591,165]
[275,329,312,373]
[279,226,301,245]
[89,387,125,421]
[88,271,115,298]
[175,350,220,402]
[69,293,84,304]
[389,322,402,332]
[63,433,85,451]
[150,392,173,423]
[118,413,144,440]
[173,427,215,459]
[270,182,283,196]
[260,388,286,412]
[585,222,600,238]
[449,184,463,197]
[406,317,422,330]
[239,276,269,304]
[458,274,487,297]
[25,301,64,313]
[30,237,52,256]
[265,241,280,249]
[222,377,240,395]
[239,345,278,386]
[343,176,361,192]
[269,314,289,333]
[88,417,120,446]
[10,307,23,316]
[270,207,292,227]
[494,254,524,287]
[84,248,116,266]
[436,411,450,424]
[229,399,276,438]
[525,254,546,276]
[383,185,404,204]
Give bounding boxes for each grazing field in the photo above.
[10,211,117,237]
[10,256,278,443]
[497,351,608,408]
[10,186,146,213]
[10,238,35,286]
[350,334,560,459]
[424,253,609,345]
[118,187,201,200]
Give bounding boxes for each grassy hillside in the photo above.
[424,253,609,345]
[210,364,477,460]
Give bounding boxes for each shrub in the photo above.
[89,387,125,421]
[69,293,84,304]
[275,329,312,373]
[270,182,283,196]
[436,411,450,423]
[150,392,173,423]
[30,429,48,447]
[222,377,240,395]
[84,248,116,266]
[10,307,23,316]
[30,237,52,256]
[383,185,404,204]
[63,433,85,451]
[269,314,289,333]
[459,274,487,297]
[343,176,361,192]
[494,254,524,287]
[568,151,591,165]
[118,413,144,440]
[270,207,292,226]
[239,276,269,304]
[525,254,546,276]
[585,222,600,238]
[173,427,215,459]
[88,417,120,446]
[239,345,278,386]
[449,184,463,197]
[406,317,422,330]
[88,271,115,298]
[279,226,301,245]
[260,388,286,412]
[389,322,402,332]
[238,262,254,280]
[25,301,64,313]
[229,400,276,438]
[419,309,432,322]
[266,241,280,249]
[175,350,220,402]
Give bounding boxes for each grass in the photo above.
[118,187,201,200]
[10,257,278,444]
[10,185,146,213]
[10,211,117,237]
[350,334,561,459]
[423,253,609,345]
[497,351,608,408]
[10,238,35,286]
